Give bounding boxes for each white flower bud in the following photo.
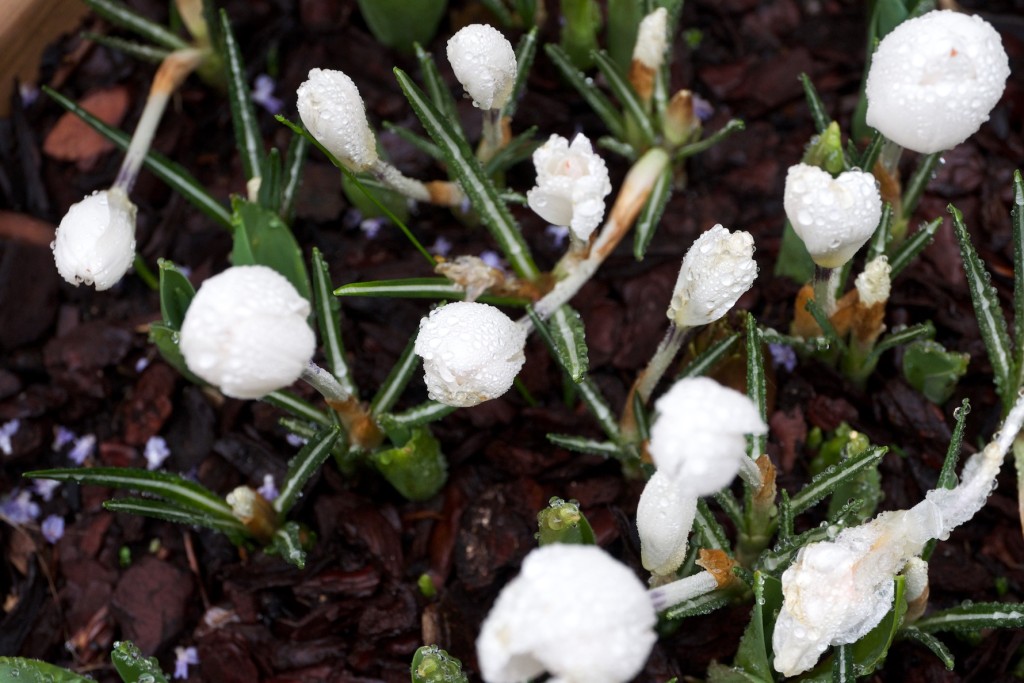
[648,377,767,497]
[179,265,315,400]
[446,24,517,110]
[633,8,669,70]
[784,164,882,269]
[667,225,757,327]
[413,302,526,407]
[296,68,379,172]
[52,188,137,291]
[865,10,1009,154]
[637,469,698,578]
[527,134,612,242]
[855,255,891,307]
[476,544,657,683]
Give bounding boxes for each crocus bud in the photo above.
[446,24,517,111]
[527,133,612,242]
[476,544,657,683]
[648,377,767,497]
[784,163,882,269]
[226,485,278,543]
[633,7,669,70]
[52,188,137,291]
[865,10,1009,154]
[413,301,526,407]
[855,255,891,307]
[667,225,757,327]
[296,68,379,172]
[179,265,316,400]
[663,90,700,146]
[637,469,698,579]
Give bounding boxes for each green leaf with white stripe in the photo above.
[504,27,539,118]
[527,305,589,382]
[311,248,356,395]
[219,10,264,181]
[1012,170,1024,388]
[679,333,741,379]
[383,122,444,162]
[694,499,730,552]
[914,602,1024,633]
[578,377,622,444]
[746,314,767,458]
[544,44,626,140]
[592,49,655,146]
[380,401,456,430]
[863,321,935,368]
[633,164,672,260]
[103,497,248,537]
[263,389,332,426]
[790,446,887,516]
[484,126,541,175]
[371,336,420,416]
[664,590,731,621]
[82,32,171,63]
[867,202,893,262]
[899,628,954,670]
[546,434,622,458]
[394,68,540,280]
[832,645,854,683]
[889,217,940,277]
[335,278,530,306]
[951,203,1014,407]
[274,426,343,515]
[280,132,309,222]
[799,73,832,134]
[413,43,462,136]
[83,0,190,50]
[265,521,311,569]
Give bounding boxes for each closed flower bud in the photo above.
[784,164,882,269]
[633,7,669,70]
[527,133,612,242]
[413,302,526,407]
[865,10,1009,154]
[667,225,757,327]
[476,544,657,683]
[52,188,137,291]
[855,255,891,307]
[648,377,767,497]
[637,469,698,578]
[446,24,517,111]
[296,68,379,172]
[179,265,316,400]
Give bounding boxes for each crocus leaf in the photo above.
[914,601,1024,633]
[0,657,94,683]
[633,164,673,260]
[544,44,626,139]
[546,434,622,458]
[230,197,311,301]
[790,446,887,516]
[157,259,195,329]
[274,425,343,515]
[219,9,264,181]
[311,248,356,394]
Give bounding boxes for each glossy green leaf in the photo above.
[559,0,602,69]
[864,321,935,369]
[804,297,847,353]
[274,426,343,514]
[633,164,672,260]
[335,278,529,306]
[578,377,623,444]
[899,628,954,670]
[901,153,941,220]
[673,119,745,162]
[832,644,855,683]
[734,572,784,681]
[858,129,885,174]
[157,259,195,329]
[535,496,596,545]
[850,577,906,676]
[411,645,469,683]
[256,148,283,213]
[111,641,170,683]
[230,198,311,301]
[527,305,589,382]
[219,10,264,181]
[889,217,940,277]
[901,340,969,405]
[867,202,894,262]
[606,0,645,72]
[311,248,355,394]
[664,590,731,621]
[265,521,312,569]
[544,44,626,140]
[83,0,190,50]
[380,401,456,430]
[775,219,816,283]
[149,321,205,386]
[546,434,622,458]
[357,0,447,53]
[915,601,1024,633]
[714,490,745,530]
[790,446,887,516]
[0,657,93,683]
[592,49,655,145]
[103,497,247,537]
[371,426,448,501]
[799,73,832,134]
[483,126,541,176]
[706,663,767,683]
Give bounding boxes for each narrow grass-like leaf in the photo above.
[805,298,846,353]
[578,377,622,443]
[544,44,625,139]
[263,390,332,426]
[1012,170,1024,386]
[25,467,236,521]
[413,43,461,132]
[597,136,636,160]
[0,658,93,683]
[592,50,655,145]
[383,122,444,161]
[158,259,195,329]
[633,164,672,260]
[274,425,343,515]
[889,217,940,277]
[899,628,954,669]
[527,305,589,382]
[915,602,1024,633]
[219,10,264,181]
[82,32,170,63]
[104,497,247,536]
[44,87,232,229]
[867,202,893,262]
[484,126,540,175]
[694,499,729,552]
[394,69,540,279]
[863,321,935,368]
[312,248,356,394]
[859,130,885,173]
[632,391,650,441]
[746,314,767,458]
[664,590,731,621]
[256,148,283,213]
[832,644,854,683]
[901,153,941,220]
[951,204,1014,406]
[280,132,309,221]
[504,27,539,118]
[939,398,969,490]
[790,446,887,516]
[84,0,191,50]
[111,641,170,683]
[679,333,741,379]
[673,119,745,161]
[799,73,831,134]
[777,489,794,541]
[371,336,420,415]
[546,434,622,457]
[381,401,456,428]
[266,521,308,569]
[337,278,464,299]
[714,491,745,530]
[477,0,514,26]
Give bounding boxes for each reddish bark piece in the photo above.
[805,394,858,432]
[111,555,195,654]
[770,405,807,473]
[0,211,54,247]
[0,240,59,350]
[454,482,536,591]
[120,363,176,446]
[198,628,262,683]
[43,321,133,398]
[42,86,130,169]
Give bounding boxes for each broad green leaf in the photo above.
[746,314,767,458]
[527,305,589,382]
[902,340,969,405]
[633,164,672,260]
[357,0,447,53]
[546,434,622,458]
[43,87,232,230]
[899,628,954,670]
[219,10,264,181]
[103,497,247,537]
[693,499,730,552]
[371,336,420,416]
[606,0,645,72]
[274,426,343,514]
[559,0,602,69]
[263,389,332,426]
[775,219,816,283]
[851,577,906,675]
[706,663,768,683]
[256,148,283,213]
[504,27,539,118]
[790,446,887,516]
[111,641,171,683]
[371,427,448,501]
[592,49,655,145]
[889,217,940,277]
[664,590,731,621]
[158,259,195,329]
[394,68,540,280]
[413,43,461,132]
[411,646,469,683]
[544,44,626,140]
[734,572,784,681]
[914,601,1024,633]
[83,0,190,50]
[951,204,1014,407]
[678,333,741,379]
[265,521,312,569]
[149,321,205,385]
[0,657,93,683]
[311,248,355,394]
[230,198,311,301]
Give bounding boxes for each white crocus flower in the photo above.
[52,188,137,291]
[648,377,767,497]
[179,265,316,400]
[296,68,379,172]
[446,24,517,111]
[855,255,891,307]
[773,390,1024,676]
[637,469,698,579]
[667,225,758,327]
[865,10,1009,155]
[633,7,669,70]
[527,133,612,242]
[413,302,526,407]
[476,544,657,683]
[784,163,882,269]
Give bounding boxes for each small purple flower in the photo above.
[257,474,279,502]
[480,250,504,270]
[430,236,453,258]
[41,515,64,544]
[343,208,364,229]
[68,434,96,465]
[52,425,76,451]
[768,343,798,373]
[1,490,40,524]
[693,94,714,122]
[0,418,21,456]
[19,83,39,106]
[545,225,570,249]
[285,433,308,448]
[360,217,387,239]
[33,479,60,502]
[174,646,199,680]
[144,436,171,470]
[134,356,151,373]
[251,74,283,114]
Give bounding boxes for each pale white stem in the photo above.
[301,361,349,402]
[812,265,841,318]
[479,107,503,163]
[371,159,432,203]
[635,324,688,403]
[648,570,719,612]
[737,453,764,490]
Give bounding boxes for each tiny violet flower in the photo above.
[430,236,453,258]
[144,435,171,470]
[545,224,570,249]
[19,82,39,106]
[414,302,527,408]
[174,646,199,680]
[476,544,657,683]
[69,434,96,465]
[179,266,316,400]
[251,74,283,114]
[479,250,504,270]
[1,490,40,524]
[768,343,798,372]
[446,24,517,110]
[667,225,758,327]
[52,188,137,290]
[285,433,308,448]
[52,425,76,451]
[636,469,698,579]
[0,418,20,456]
[296,68,379,172]
[257,474,279,502]
[134,356,151,373]
[41,515,64,544]
[783,163,882,269]
[648,377,767,497]
[360,217,386,239]
[32,479,60,502]
[527,133,612,243]
[865,10,1009,155]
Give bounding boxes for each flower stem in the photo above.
[478,107,504,164]
[812,265,840,317]
[301,361,349,402]
[648,570,718,612]
[634,324,688,404]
